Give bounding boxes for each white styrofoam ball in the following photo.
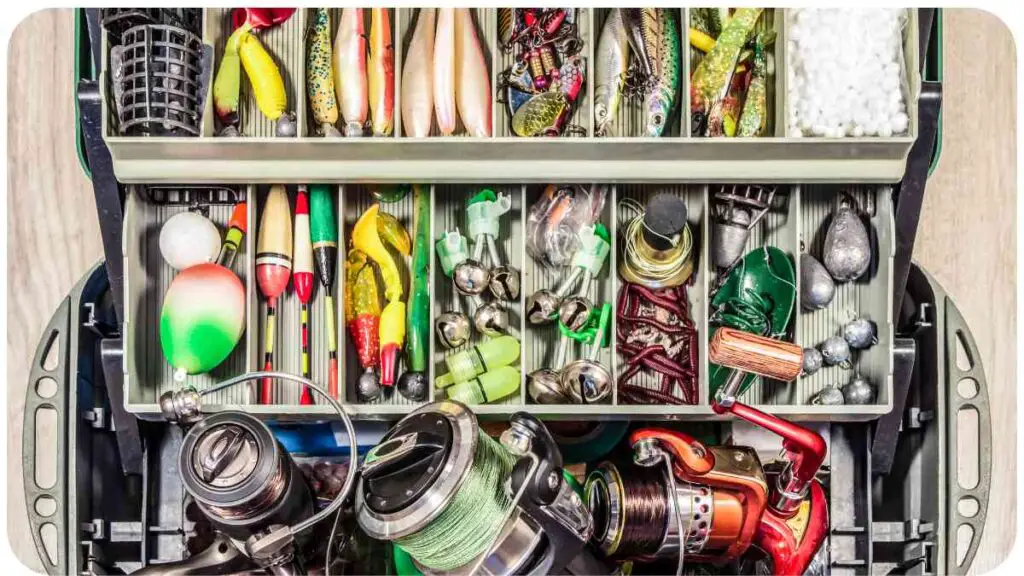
[882,73,900,92]
[812,124,827,136]
[160,212,222,271]
[878,121,894,138]
[891,112,909,134]
[852,125,865,137]
[791,127,804,138]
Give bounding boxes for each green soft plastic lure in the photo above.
[644,8,680,137]
[737,33,771,137]
[690,8,762,120]
[406,185,431,373]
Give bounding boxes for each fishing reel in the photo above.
[157,372,359,574]
[586,430,768,569]
[356,401,610,575]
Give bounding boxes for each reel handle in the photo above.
[507,412,563,505]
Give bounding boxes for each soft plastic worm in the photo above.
[239,31,287,121]
[368,8,395,136]
[307,8,339,133]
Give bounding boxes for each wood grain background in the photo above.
[5,8,1016,573]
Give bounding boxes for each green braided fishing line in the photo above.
[396,431,517,571]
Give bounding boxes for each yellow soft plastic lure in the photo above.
[213,25,247,124]
[307,8,339,133]
[376,211,411,256]
[239,31,287,121]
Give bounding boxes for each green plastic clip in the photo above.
[558,303,612,346]
[435,229,470,277]
[571,224,611,277]
[467,189,512,240]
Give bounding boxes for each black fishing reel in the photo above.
[157,372,359,575]
[356,401,611,575]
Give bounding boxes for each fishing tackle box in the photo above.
[22,6,994,576]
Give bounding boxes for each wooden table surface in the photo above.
[6,8,1016,573]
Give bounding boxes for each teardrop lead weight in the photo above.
[160,263,246,380]
[823,198,872,282]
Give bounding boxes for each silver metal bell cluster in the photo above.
[435,191,521,349]
[526,225,612,405]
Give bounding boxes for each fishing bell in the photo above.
[436,312,471,349]
[802,347,824,375]
[474,301,511,338]
[820,336,852,367]
[843,317,877,350]
[558,296,593,332]
[528,369,568,404]
[526,289,561,325]
[801,254,836,311]
[453,259,490,296]
[812,385,845,405]
[712,185,777,270]
[562,302,612,404]
[489,265,521,301]
[823,194,872,282]
[842,374,876,405]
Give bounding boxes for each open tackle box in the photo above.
[21,6,993,576]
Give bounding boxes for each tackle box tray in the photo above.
[97,8,921,183]
[22,262,992,575]
[121,182,894,420]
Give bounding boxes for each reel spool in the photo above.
[356,401,608,576]
[112,23,210,136]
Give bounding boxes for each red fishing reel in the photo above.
[712,398,830,574]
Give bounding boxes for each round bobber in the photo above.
[160,263,246,380]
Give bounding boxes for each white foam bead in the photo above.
[812,124,827,136]
[791,127,804,138]
[852,125,865,137]
[891,112,909,133]
[878,122,893,138]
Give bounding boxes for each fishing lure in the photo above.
[433,8,457,136]
[691,8,763,125]
[213,25,245,129]
[368,8,395,137]
[397,186,431,401]
[644,8,680,137]
[512,91,568,137]
[334,8,368,137]
[307,8,340,137]
[737,33,771,137]
[402,9,435,137]
[594,8,630,136]
[238,32,288,122]
[345,250,382,391]
[376,211,411,256]
[498,8,515,48]
[621,8,657,78]
[709,67,749,137]
[352,205,407,388]
[454,8,491,137]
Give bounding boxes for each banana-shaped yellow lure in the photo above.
[307,8,340,135]
[213,25,246,125]
[239,31,287,121]
[376,211,411,256]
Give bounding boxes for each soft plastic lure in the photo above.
[345,250,381,372]
[368,8,395,136]
[334,8,368,136]
[691,8,763,121]
[737,33,771,137]
[239,31,287,121]
[213,25,246,127]
[402,9,435,137]
[352,205,407,387]
[644,8,680,137]
[405,186,431,380]
[307,8,340,136]
[433,8,457,135]
[454,8,491,137]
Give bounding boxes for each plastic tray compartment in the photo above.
[687,8,781,138]
[202,8,307,137]
[522,185,615,412]
[122,185,256,413]
[433,184,524,411]
[592,8,686,138]
[342,185,429,414]
[613,184,708,415]
[795,185,895,417]
[252,185,341,406]
[397,8,495,138]
[304,8,398,138]
[495,8,592,138]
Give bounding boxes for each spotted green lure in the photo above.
[690,8,762,122]
[737,32,772,137]
[644,8,680,137]
[307,8,340,136]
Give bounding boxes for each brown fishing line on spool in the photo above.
[617,283,699,405]
[589,463,676,560]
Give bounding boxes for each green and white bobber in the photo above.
[160,262,246,381]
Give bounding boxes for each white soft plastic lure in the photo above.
[334,8,368,136]
[402,8,435,137]
[433,8,457,135]
[454,8,491,137]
